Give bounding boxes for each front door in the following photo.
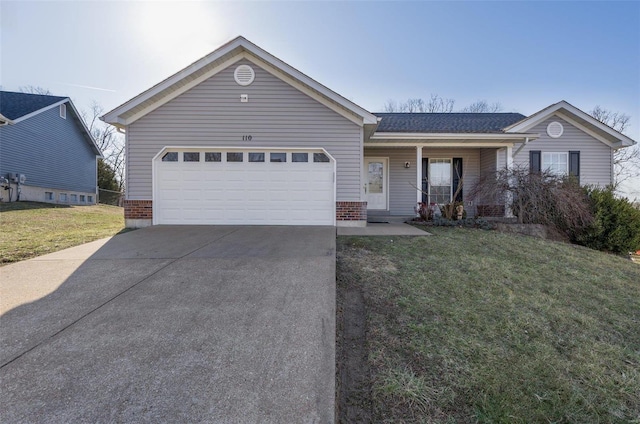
[365,158,388,210]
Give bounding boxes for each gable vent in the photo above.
[234,65,255,86]
[547,121,564,138]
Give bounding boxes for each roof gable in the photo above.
[374,113,526,133]
[0,91,102,156]
[102,36,378,127]
[0,91,68,121]
[505,100,636,149]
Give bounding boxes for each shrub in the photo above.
[469,166,593,239]
[576,187,640,254]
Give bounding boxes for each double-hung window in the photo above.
[542,152,568,176]
[428,159,452,204]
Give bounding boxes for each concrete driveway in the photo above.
[0,226,336,423]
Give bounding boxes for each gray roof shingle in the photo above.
[374,112,527,133]
[0,91,68,120]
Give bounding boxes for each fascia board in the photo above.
[506,101,636,147]
[101,37,247,124]
[244,39,377,124]
[11,99,69,124]
[66,100,103,157]
[0,113,13,125]
[370,132,538,140]
[365,141,517,148]
[102,36,377,126]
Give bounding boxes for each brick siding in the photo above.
[336,201,367,221]
[124,200,153,220]
[476,204,505,217]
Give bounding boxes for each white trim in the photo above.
[555,112,616,148]
[541,151,569,176]
[505,100,635,147]
[0,113,13,126]
[370,132,537,141]
[506,146,513,169]
[416,146,422,206]
[366,142,517,148]
[101,36,377,127]
[427,158,453,205]
[11,99,68,124]
[59,104,67,119]
[151,145,337,226]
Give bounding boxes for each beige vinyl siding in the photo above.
[365,148,481,216]
[480,148,497,177]
[513,116,613,186]
[126,59,362,201]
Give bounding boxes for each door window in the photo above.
[429,159,452,204]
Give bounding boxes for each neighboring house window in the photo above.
[542,152,568,175]
[428,159,452,204]
[80,195,86,202]
[88,195,93,203]
[70,194,78,203]
[292,153,308,163]
[60,104,66,119]
[60,193,68,202]
[45,192,53,201]
[162,152,178,162]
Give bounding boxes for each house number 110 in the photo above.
[242,135,253,141]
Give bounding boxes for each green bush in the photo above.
[576,187,640,254]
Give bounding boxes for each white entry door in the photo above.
[365,158,388,210]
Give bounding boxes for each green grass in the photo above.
[337,228,640,423]
[0,201,125,265]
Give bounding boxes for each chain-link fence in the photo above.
[98,188,124,206]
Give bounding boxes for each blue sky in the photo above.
[2,1,639,192]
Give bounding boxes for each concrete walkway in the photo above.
[1,226,336,423]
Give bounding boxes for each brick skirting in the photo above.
[124,200,153,220]
[336,201,367,221]
[124,200,367,223]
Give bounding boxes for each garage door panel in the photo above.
[155,149,335,225]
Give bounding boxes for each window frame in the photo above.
[428,158,453,205]
[542,152,569,176]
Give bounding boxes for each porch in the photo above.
[363,144,517,219]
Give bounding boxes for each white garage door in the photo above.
[153,148,335,226]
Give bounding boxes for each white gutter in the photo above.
[369,132,539,141]
[512,137,530,157]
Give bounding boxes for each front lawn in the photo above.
[0,201,125,265]
[336,227,640,423]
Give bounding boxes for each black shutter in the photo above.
[452,157,463,202]
[530,150,541,174]
[569,151,580,183]
[422,158,429,203]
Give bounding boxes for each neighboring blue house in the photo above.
[0,91,102,204]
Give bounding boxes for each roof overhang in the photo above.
[366,132,538,148]
[101,36,378,128]
[0,113,13,126]
[505,100,636,150]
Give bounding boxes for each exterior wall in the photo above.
[365,147,481,216]
[364,148,416,215]
[1,183,96,204]
[0,106,97,195]
[126,59,362,202]
[513,116,614,186]
[124,200,153,228]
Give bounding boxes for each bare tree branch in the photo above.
[460,100,502,113]
[19,86,53,95]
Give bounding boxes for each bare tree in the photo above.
[589,105,639,189]
[382,94,455,113]
[82,101,125,191]
[460,100,502,113]
[19,86,53,95]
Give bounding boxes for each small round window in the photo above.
[234,65,255,86]
[547,121,564,138]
